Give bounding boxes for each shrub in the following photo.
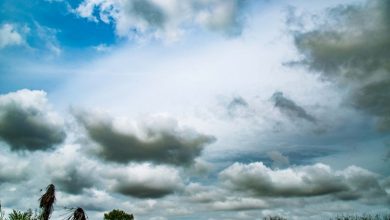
[104,209,134,220]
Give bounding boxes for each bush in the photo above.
[104,209,134,220]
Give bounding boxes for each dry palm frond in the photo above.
[66,208,87,220]
[39,184,56,220]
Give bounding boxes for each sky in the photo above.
[0,0,390,219]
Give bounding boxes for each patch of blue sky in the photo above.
[0,0,117,50]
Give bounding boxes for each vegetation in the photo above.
[330,214,390,220]
[38,184,55,220]
[1,185,389,220]
[104,209,134,220]
[0,184,135,220]
[263,216,287,220]
[67,208,87,220]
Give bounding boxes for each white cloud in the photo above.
[220,162,388,202]
[0,152,29,183]
[0,23,24,48]
[106,163,184,198]
[74,0,253,41]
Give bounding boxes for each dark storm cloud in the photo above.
[115,184,175,199]
[220,162,388,202]
[291,0,390,130]
[74,110,216,166]
[271,91,316,123]
[0,90,65,151]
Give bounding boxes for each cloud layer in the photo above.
[292,0,390,130]
[0,89,65,151]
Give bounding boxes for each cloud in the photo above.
[0,89,66,151]
[291,0,390,130]
[107,163,183,198]
[226,96,249,117]
[220,162,388,202]
[45,145,98,194]
[0,23,24,48]
[0,153,29,183]
[266,150,289,168]
[74,0,253,40]
[271,91,316,123]
[211,197,268,211]
[74,110,216,166]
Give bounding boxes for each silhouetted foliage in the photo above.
[67,207,87,220]
[39,184,56,220]
[104,209,134,220]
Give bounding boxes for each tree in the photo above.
[104,209,134,220]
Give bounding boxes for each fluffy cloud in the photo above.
[0,89,66,151]
[74,0,253,40]
[45,145,98,194]
[291,0,390,130]
[107,163,183,198]
[271,91,316,123]
[74,110,215,166]
[0,23,23,48]
[220,162,388,202]
[0,153,29,183]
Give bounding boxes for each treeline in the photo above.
[0,184,134,220]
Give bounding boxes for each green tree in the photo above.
[104,209,134,220]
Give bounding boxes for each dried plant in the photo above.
[39,184,56,220]
[66,208,87,220]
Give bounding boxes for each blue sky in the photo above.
[0,0,389,219]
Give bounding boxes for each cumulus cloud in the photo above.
[74,110,215,166]
[271,91,316,123]
[291,0,390,130]
[74,0,253,40]
[107,163,183,198]
[0,23,24,48]
[0,153,29,183]
[45,145,98,194]
[0,89,66,151]
[220,162,388,202]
